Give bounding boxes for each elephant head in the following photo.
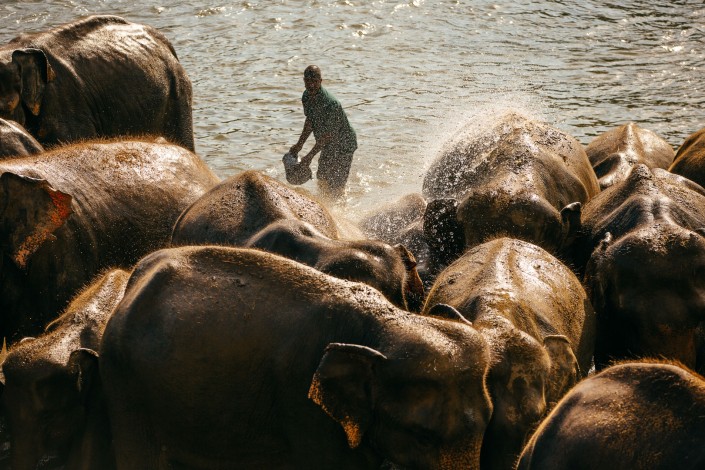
[479,323,579,470]
[481,325,579,468]
[1,267,127,470]
[0,49,55,126]
[2,346,101,470]
[586,226,705,371]
[455,190,582,256]
[423,193,582,266]
[246,218,425,312]
[309,310,493,469]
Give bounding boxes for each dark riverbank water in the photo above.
[2,1,703,214]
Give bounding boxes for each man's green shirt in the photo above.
[302,86,357,154]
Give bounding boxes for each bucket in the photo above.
[282,152,312,185]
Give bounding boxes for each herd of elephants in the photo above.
[0,12,704,470]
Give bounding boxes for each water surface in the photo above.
[1,1,703,215]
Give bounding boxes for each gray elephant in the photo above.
[100,246,493,470]
[422,111,600,274]
[517,361,705,470]
[422,237,595,470]
[0,118,43,158]
[245,219,425,312]
[173,170,424,311]
[0,15,194,150]
[2,268,129,470]
[0,139,219,344]
[669,126,705,189]
[575,164,705,372]
[585,122,674,190]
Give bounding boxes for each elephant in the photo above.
[669,126,705,189]
[172,170,424,311]
[574,164,705,371]
[517,361,705,470]
[171,170,340,245]
[422,237,595,470]
[0,118,43,158]
[0,139,219,344]
[99,246,493,470]
[0,15,194,150]
[1,268,129,470]
[585,122,674,190]
[245,219,425,312]
[421,111,600,273]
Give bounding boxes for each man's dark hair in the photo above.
[304,65,322,79]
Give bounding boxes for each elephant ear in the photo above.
[308,343,386,449]
[68,348,99,400]
[543,335,579,407]
[12,48,56,116]
[0,172,73,269]
[560,202,582,240]
[394,244,425,312]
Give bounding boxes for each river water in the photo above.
[1,1,704,216]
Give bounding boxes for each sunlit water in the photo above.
[1,0,703,218]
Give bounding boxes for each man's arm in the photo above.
[301,132,332,166]
[290,118,313,155]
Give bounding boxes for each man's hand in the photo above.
[301,152,315,166]
[289,143,303,155]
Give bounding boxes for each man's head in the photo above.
[304,65,322,95]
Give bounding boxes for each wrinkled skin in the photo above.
[1,269,129,470]
[100,246,493,470]
[171,170,340,246]
[518,361,705,470]
[0,139,219,343]
[0,118,43,159]
[0,15,194,150]
[422,111,600,273]
[172,170,424,311]
[585,122,674,190]
[245,219,425,312]
[422,238,595,470]
[669,126,705,189]
[575,164,705,371]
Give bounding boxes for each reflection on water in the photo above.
[0,0,703,214]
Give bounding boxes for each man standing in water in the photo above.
[289,65,357,199]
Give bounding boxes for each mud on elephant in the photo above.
[422,237,595,470]
[100,246,493,470]
[0,15,194,149]
[0,139,219,343]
